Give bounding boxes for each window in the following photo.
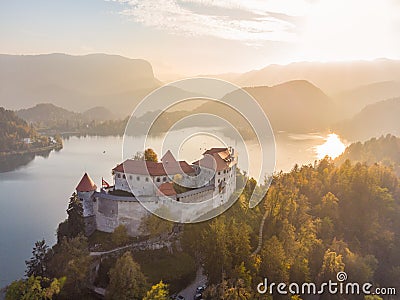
[163,177,167,182]
[117,174,121,178]
[156,177,161,183]
[145,177,149,182]
[123,174,126,179]
[218,171,221,175]
[129,175,133,180]
[137,176,140,181]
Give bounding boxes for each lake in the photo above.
[0,132,339,287]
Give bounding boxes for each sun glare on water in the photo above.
[316,134,346,159]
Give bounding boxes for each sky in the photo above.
[1,0,400,78]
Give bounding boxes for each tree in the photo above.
[143,281,169,300]
[57,193,84,241]
[25,239,49,278]
[139,209,174,238]
[111,224,130,247]
[259,236,289,284]
[317,250,345,283]
[106,252,148,300]
[66,192,84,237]
[5,276,65,300]
[47,235,91,299]
[132,151,144,160]
[144,148,158,162]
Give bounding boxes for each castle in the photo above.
[76,147,238,236]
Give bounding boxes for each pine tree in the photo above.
[25,239,49,277]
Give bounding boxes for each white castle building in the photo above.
[76,147,237,236]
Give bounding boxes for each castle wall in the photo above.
[78,190,95,217]
[114,172,156,196]
[95,197,118,233]
[84,215,96,236]
[117,201,150,236]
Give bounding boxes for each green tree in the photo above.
[25,239,49,278]
[57,193,84,241]
[259,236,289,283]
[143,281,169,300]
[144,148,158,162]
[66,192,84,237]
[106,252,148,300]
[139,208,174,237]
[47,235,91,299]
[111,224,130,247]
[5,276,65,300]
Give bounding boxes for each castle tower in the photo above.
[76,173,97,235]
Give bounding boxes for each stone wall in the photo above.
[95,197,118,233]
[84,215,96,236]
[117,201,150,236]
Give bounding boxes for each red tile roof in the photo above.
[157,182,177,196]
[202,148,228,155]
[113,160,194,176]
[76,173,97,192]
[195,148,235,171]
[194,154,231,171]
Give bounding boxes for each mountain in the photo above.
[16,103,80,125]
[334,81,400,117]
[337,97,400,141]
[82,107,116,122]
[191,80,337,133]
[230,59,400,95]
[0,53,160,115]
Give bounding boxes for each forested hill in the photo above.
[335,134,400,175]
[0,107,54,153]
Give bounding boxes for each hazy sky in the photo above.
[1,0,400,78]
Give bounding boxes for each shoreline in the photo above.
[0,143,63,159]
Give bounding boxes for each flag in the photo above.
[102,177,110,188]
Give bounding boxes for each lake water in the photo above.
[0,132,334,287]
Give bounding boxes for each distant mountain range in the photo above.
[336,97,400,141]
[334,81,400,117]
[225,59,400,95]
[128,80,337,135]
[0,53,160,116]
[3,53,400,141]
[16,103,117,124]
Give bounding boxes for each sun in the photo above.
[316,134,346,159]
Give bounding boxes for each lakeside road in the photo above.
[178,268,207,300]
[0,143,62,158]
